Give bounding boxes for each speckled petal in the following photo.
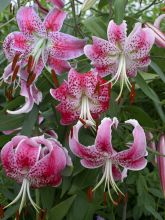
[47,0,64,8]
[48,56,71,75]
[48,32,86,60]
[44,8,67,32]
[68,69,82,98]
[16,7,46,38]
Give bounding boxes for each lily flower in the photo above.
[157,134,165,198]
[84,20,155,100]
[50,68,110,125]
[1,135,72,215]
[7,80,42,114]
[69,117,147,203]
[47,0,65,8]
[146,14,165,48]
[3,6,86,79]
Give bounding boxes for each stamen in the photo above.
[0,205,4,218]
[130,83,136,104]
[79,118,88,128]
[27,55,34,73]
[94,82,100,95]
[12,65,20,82]
[70,127,73,139]
[87,187,93,202]
[16,210,20,220]
[27,73,36,87]
[12,54,20,71]
[108,82,112,97]
[51,70,59,88]
[38,209,47,220]
[103,192,107,207]
[5,87,13,101]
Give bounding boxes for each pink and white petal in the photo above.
[44,8,67,32]
[95,63,118,78]
[68,69,82,98]
[154,14,165,29]
[3,32,28,61]
[97,78,110,103]
[69,123,103,160]
[15,138,41,172]
[114,119,147,166]
[47,0,65,8]
[50,82,68,101]
[112,165,122,181]
[48,56,71,75]
[48,32,86,60]
[81,158,104,169]
[125,24,155,60]
[60,110,79,125]
[30,84,42,105]
[84,37,119,67]
[119,157,147,171]
[1,136,26,176]
[95,117,118,154]
[28,145,66,186]
[83,70,98,98]
[16,7,46,38]
[107,20,127,49]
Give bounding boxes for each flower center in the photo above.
[92,160,123,204]
[4,178,41,215]
[104,54,131,101]
[79,96,95,125]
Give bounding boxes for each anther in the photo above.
[27,72,36,87]
[124,192,128,205]
[38,209,47,220]
[0,205,4,218]
[12,54,20,71]
[108,82,112,97]
[12,65,20,82]
[130,83,136,104]
[70,127,73,139]
[5,87,13,101]
[79,118,88,128]
[15,210,20,220]
[94,82,100,95]
[87,187,93,202]
[27,55,34,73]
[51,70,59,88]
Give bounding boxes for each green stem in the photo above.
[35,189,40,220]
[147,147,165,157]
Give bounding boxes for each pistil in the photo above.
[80,96,95,125]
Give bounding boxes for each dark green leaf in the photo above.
[0,114,24,131]
[150,61,165,83]
[114,0,127,24]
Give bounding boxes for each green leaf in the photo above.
[145,205,163,220]
[135,72,160,103]
[40,187,55,209]
[49,195,76,220]
[123,105,155,127]
[21,104,39,136]
[114,0,127,24]
[150,61,165,83]
[0,114,24,131]
[0,0,10,13]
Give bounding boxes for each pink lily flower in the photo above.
[84,20,155,100]
[146,14,165,48]
[69,117,147,203]
[6,80,42,114]
[47,0,65,8]
[157,134,165,197]
[3,6,86,79]
[1,135,72,214]
[50,68,110,125]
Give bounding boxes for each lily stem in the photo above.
[35,189,40,220]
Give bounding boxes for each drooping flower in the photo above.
[3,6,86,80]
[1,135,72,215]
[69,117,147,203]
[84,20,155,100]
[50,68,110,125]
[47,0,65,8]
[146,14,165,48]
[6,80,42,114]
[157,134,165,198]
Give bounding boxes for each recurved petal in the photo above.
[47,0,65,8]
[3,32,28,61]
[114,119,147,169]
[125,23,155,60]
[69,122,104,161]
[30,84,42,105]
[107,20,127,49]
[48,32,86,60]
[16,6,46,38]
[84,37,119,67]
[95,117,118,155]
[48,56,71,75]
[15,138,41,173]
[28,142,66,187]
[81,158,104,169]
[50,82,68,101]
[44,8,67,32]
